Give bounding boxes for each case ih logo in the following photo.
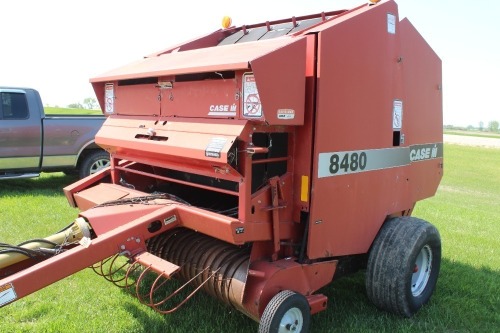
[208,104,237,116]
[410,144,439,162]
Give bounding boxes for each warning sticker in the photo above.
[387,13,396,34]
[0,283,17,307]
[164,215,177,226]
[105,83,114,114]
[242,74,262,118]
[205,137,227,158]
[277,109,295,120]
[393,99,403,130]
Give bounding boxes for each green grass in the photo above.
[0,144,499,332]
[44,106,102,116]
[444,129,500,139]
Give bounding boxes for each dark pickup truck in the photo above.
[0,87,109,179]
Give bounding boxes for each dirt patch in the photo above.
[443,134,500,149]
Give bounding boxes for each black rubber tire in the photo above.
[78,150,110,179]
[259,290,311,333]
[366,216,441,317]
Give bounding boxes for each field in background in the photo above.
[444,129,500,139]
[44,106,102,116]
[0,144,498,332]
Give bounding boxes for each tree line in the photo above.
[444,120,499,132]
[67,97,99,110]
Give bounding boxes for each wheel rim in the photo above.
[279,307,303,332]
[411,244,432,297]
[89,159,110,174]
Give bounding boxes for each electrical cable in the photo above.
[0,245,51,260]
[0,241,59,260]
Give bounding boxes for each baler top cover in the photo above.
[93,37,303,82]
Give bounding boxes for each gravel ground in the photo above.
[443,134,500,149]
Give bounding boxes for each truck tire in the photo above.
[366,217,441,317]
[259,290,311,333]
[79,150,110,179]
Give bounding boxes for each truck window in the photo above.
[0,92,29,119]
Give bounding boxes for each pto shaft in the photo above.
[0,218,91,270]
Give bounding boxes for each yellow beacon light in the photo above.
[222,16,232,29]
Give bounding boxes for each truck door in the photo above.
[0,89,42,171]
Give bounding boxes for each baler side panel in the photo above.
[308,1,413,258]
[250,37,307,125]
[400,18,443,202]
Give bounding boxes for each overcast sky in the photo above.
[1,0,498,127]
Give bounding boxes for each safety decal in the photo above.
[164,215,177,226]
[205,137,227,158]
[242,74,262,118]
[0,283,17,307]
[393,100,403,130]
[387,13,396,34]
[105,83,114,114]
[318,143,443,178]
[277,109,295,120]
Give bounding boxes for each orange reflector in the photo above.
[301,175,309,202]
[222,16,232,29]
